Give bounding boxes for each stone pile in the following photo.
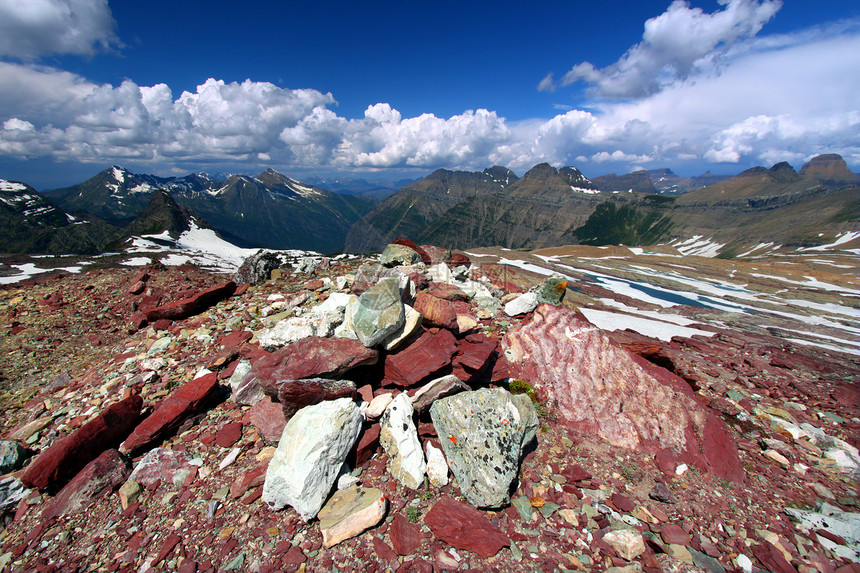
[0,242,858,572]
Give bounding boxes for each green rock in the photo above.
[345,277,405,347]
[380,244,422,267]
[511,496,534,521]
[537,276,568,305]
[726,390,745,401]
[538,501,560,519]
[221,553,245,571]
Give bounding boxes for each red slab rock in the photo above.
[372,536,398,560]
[215,422,243,448]
[249,337,377,383]
[660,523,692,546]
[120,373,219,456]
[413,293,458,330]
[142,281,237,323]
[351,423,381,466]
[426,283,469,302]
[503,304,744,483]
[424,495,510,558]
[383,328,457,387]
[41,449,130,520]
[451,334,497,383]
[21,394,143,490]
[219,330,253,350]
[263,378,357,421]
[390,514,425,556]
[249,396,287,442]
[127,281,146,295]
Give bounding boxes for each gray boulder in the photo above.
[430,387,538,508]
[380,244,422,267]
[233,250,282,285]
[0,477,29,513]
[262,398,363,520]
[0,441,29,474]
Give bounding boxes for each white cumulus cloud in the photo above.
[0,0,119,59]
[550,0,782,98]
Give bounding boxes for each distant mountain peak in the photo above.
[799,153,859,187]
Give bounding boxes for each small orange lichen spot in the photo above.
[530,496,546,508]
[449,435,457,444]
[470,410,474,414]
[502,419,509,424]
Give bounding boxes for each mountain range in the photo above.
[344,154,859,255]
[1,155,857,257]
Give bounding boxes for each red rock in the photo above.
[127,281,146,295]
[21,394,143,490]
[229,466,267,499]
[451,334,497,383]
[383,329,457,387]
[390,514,425,555]
[752,542,797,573]
[408,272,430,292]
[562,464,592,482]
[413,293,458,330]
[152,533,182,567]
[120,373,219,456]
[249,336,377,384]
[249,397,287,442]
[610,493,635,513]
[447,252,470,266]
[350,423,381,467]
[423,495,510,558]
[372,536,398,560]
[282,546,307,564]
[660,523,692,545]
[215,422,243,448]
[152,319,173,331]
[130,311,148,330]
[142,281,236,323]
[263,378,356,421]
[219,330,253,349]
[41,449,130,520]
[426,283,469,302]
[392,238,431,264]
[816,529,847,545]
[504,305,745,483]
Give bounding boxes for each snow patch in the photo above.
[0,179,27,192]
[579,307,714,342]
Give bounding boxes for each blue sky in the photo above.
[0,0,858,189]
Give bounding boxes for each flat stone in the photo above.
[120,373,218,456]
[603,529,646,560]
[262,398,363,520]
[244,337,377,399]
[42,449,130,520]
[216,422,243,448]
[0,477,28,513]
[650,482,677,504]
[318,486,387,547]
[537,276,568,305]
[383,328,457,387]
[263,378,356,422]
[503,292,538,317]
[451,334,498,384]
[661,523,693,546]
[345,277,405,347]
[129,448,194,488]
[249,397,287,442]
[410,375,469,415]
[142,281,236,323]
[430,387,537,508]
[390,513,425,555]
[503,305,745,483]
[413,292,458,330]
[424,495,510,558]
[229,360,262,406]
[22,394,143,490]
[380,393,426,489]
[365,393,394,420]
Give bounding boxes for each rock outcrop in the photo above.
[503,304,744,482]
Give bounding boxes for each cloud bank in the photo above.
[0,0,858,177]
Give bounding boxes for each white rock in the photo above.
[382,305,422,351]
[228,359,252,393]
[380,393,426,489]
[735,554,753,573]
[602,529,645,560]
[262,398,363,520]
[365,393,394,420]
[219,447,242,470]
[503,292,538,317]
[425,442,449,487]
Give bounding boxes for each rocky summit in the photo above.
[0,239,858,573]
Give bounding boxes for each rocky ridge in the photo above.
[0,242,858,572]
